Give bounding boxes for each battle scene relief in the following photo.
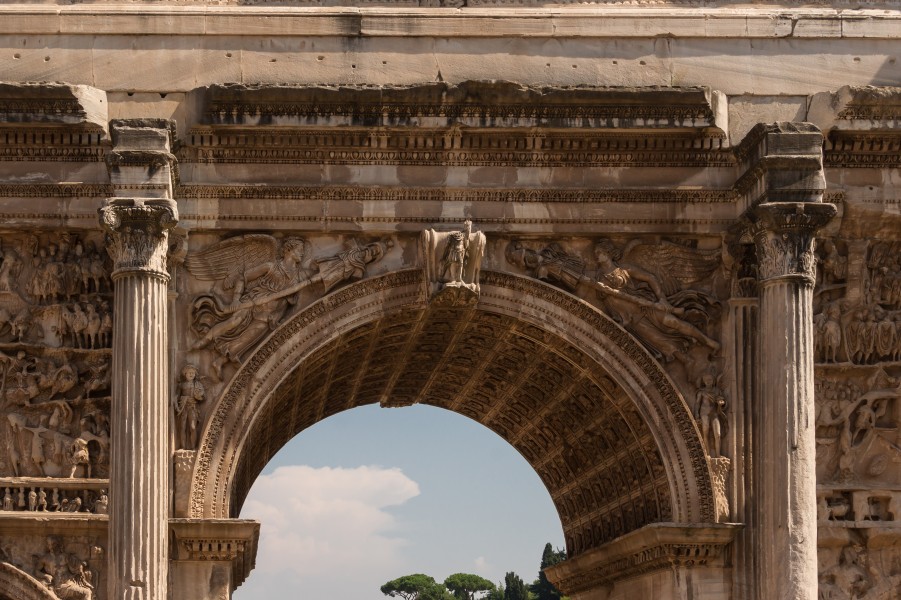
[0,231,111,490]
[813,237,901,598]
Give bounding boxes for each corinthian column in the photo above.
[751,201,834,600]
[100,198,178,600]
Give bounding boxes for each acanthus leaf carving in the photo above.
[98,198,179,280]
[750,202,836,285]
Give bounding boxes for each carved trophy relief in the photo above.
[421,220,487,306]
[505,237,725,388]
[184,234,392,379]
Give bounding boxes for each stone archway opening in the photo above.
[186,271,728,598]
[233,402,566,599]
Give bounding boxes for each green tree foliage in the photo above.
[485,584,505,600]
[381,574,445,600]
[530,543,567,600]
[420,585,456,600]
[443,573,496,600]
[503,572,531,600]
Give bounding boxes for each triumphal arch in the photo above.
[0,2,899,599]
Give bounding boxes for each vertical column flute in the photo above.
[752,201,834,600]
[100,198,178,600]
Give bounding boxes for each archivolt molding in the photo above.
[188,268,716,542]
[189,269,427,519]
[0,562,60,600]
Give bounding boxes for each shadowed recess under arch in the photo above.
[190,270,715,558]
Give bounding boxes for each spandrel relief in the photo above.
[183,234,393,380]
[0,232,112,481]
[504,237,726,390]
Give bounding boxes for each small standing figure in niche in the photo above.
[174,364,206,450]
[695,373,727,458]
[28,489,37,511]
[440,221,470,286]
[37,489,47,511]
[2,488,13,511]
[67,438,90,479]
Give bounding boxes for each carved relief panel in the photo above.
[815,237,901,597]
[501,236,728,400]
[0,231,112,483]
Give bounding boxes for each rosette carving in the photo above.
[98,198,178,280]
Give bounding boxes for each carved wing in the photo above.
[623,240,721,297]
[183,235,279,282]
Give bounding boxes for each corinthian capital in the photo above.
[750,202,836,285]
[99,198,179,280]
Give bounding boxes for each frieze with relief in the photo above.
[0,232,112,481]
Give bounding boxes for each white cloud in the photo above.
[235,465,421,600]
[474,556,494,575]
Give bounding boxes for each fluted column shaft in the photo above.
[752,202,835,600]
[100,198,178,600]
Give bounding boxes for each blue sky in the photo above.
[234,404,565,600]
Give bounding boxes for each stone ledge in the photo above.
[1,6,900,39]
[170,518,260,588]
[544,522,741,596]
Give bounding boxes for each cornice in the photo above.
[1,7,899,39]
[545,523,740,595]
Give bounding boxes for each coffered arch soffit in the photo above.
[189,270,715,555]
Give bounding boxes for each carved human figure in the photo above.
[585,241,721,360]
[188,236,309,374]
[1,488,12,511]
[314,239,391,294]
[506,238,721,363]
[67,438,90,479]
[98,301,112,347]
[28,489,37,511]
[34,536,94,600]
[38,489,47,511]
[820,239,847,284]
[84,303,101,349]
[93,490,108,515]
[0,245,22,292]
[188,236,389,376]
[695,373,727,458]
[814,303,843,363]
[173,364,206,450]
[439,222,470,285]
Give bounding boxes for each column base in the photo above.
[544,523,740,600]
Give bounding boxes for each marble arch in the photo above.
[188,270,717,550]
[0,563,65,600]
